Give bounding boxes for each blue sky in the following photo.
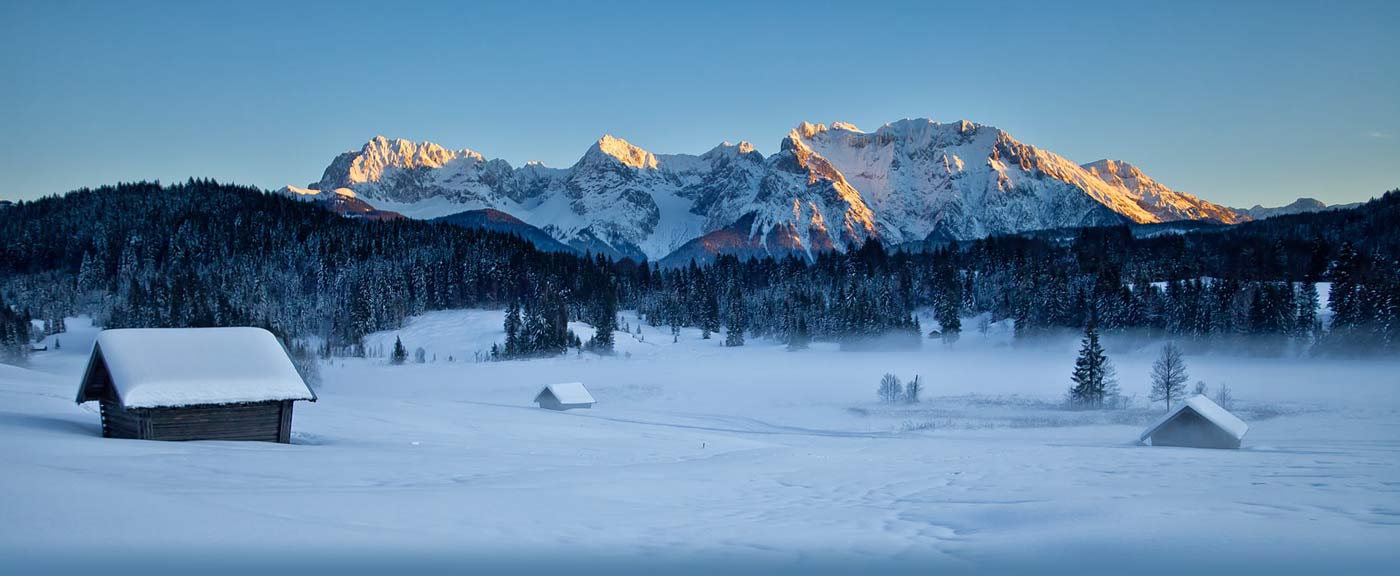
[2,0,1396,206]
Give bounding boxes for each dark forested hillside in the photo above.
[1,181,1396,359]
[0,180,642,358]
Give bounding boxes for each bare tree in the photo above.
[878,373,903,404]
[1150,343,1189,411]
[1214,383,1234,410]
[904,375,922,404]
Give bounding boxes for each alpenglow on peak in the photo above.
[295,118,1247,264]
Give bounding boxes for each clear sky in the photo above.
[2,0,1397,206]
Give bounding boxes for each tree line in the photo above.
[1,180,1397,361]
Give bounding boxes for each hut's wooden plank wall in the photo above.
[99,400,293,443]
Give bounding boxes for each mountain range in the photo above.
[279,119,1339,264]
[1229,197,1362,220]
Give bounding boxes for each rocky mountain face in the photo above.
[1079,159,1245,224]
[290,119,1251,263]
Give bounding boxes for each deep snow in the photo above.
[2,312,1398,573]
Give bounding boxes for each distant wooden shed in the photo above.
[534,382,595,410]
[1140,394,1248,449]
[75,328,316,443]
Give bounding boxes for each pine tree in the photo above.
[1068,324,1114,409]
[391,335,407,365]
[701,290,720,340]
[934,264,962,341]
[1329,242,1362,332]
[1295,281,1320,345]
[588,284,618,354]
[724,285,746,347]
[503,300,522,357]
[1150,342,1189,411]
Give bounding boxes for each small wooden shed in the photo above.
[75,327,316,443]
[534,382,595,410]
[1140,394,1248,449]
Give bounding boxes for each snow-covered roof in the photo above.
[1140,394,1248,442]
[77,328,315,408]
[536,382,595,405]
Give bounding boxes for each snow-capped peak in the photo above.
[703,141,761,160]
[1082,159,1150,185]
[588,135,658,170]
[793,122,828,139]
[301,117,1250,264]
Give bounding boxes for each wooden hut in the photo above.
[1140,394,1248,449]
[75,328,316,443]
[534,382,595,410]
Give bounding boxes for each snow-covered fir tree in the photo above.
[391,336,407,365]
[1068,324,1115,409]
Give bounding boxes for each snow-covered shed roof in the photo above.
[1140,394,1248,442]
[76,328,316,409]
[535,382,595,405]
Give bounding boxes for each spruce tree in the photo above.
[391,336,407,365]
[1068,323,1113,409]
[589,284,618,354]
[1295,281,1320,344]
[724,285,746,347]
[701,290,720,340]
[503,300,522,357]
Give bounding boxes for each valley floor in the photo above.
[2,311,1398,574]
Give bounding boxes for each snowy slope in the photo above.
[1081,159,1245,224]
[4,312,1400,572]
[276,185,403,220]
[293,120,1249,262]
[795,120,1132,243]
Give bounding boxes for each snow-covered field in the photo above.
[3,312,1399,574]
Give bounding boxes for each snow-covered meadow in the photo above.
[3,311,1399,573]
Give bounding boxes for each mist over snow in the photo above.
[3,311,1398,573]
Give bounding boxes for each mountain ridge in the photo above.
[1231,197,1363,220]
[291,118,1253,262]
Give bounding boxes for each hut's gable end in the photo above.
[76,345,120,404]
[1140,394,1248,449]
[535,391,564,410]
[1149,408,1242,449]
